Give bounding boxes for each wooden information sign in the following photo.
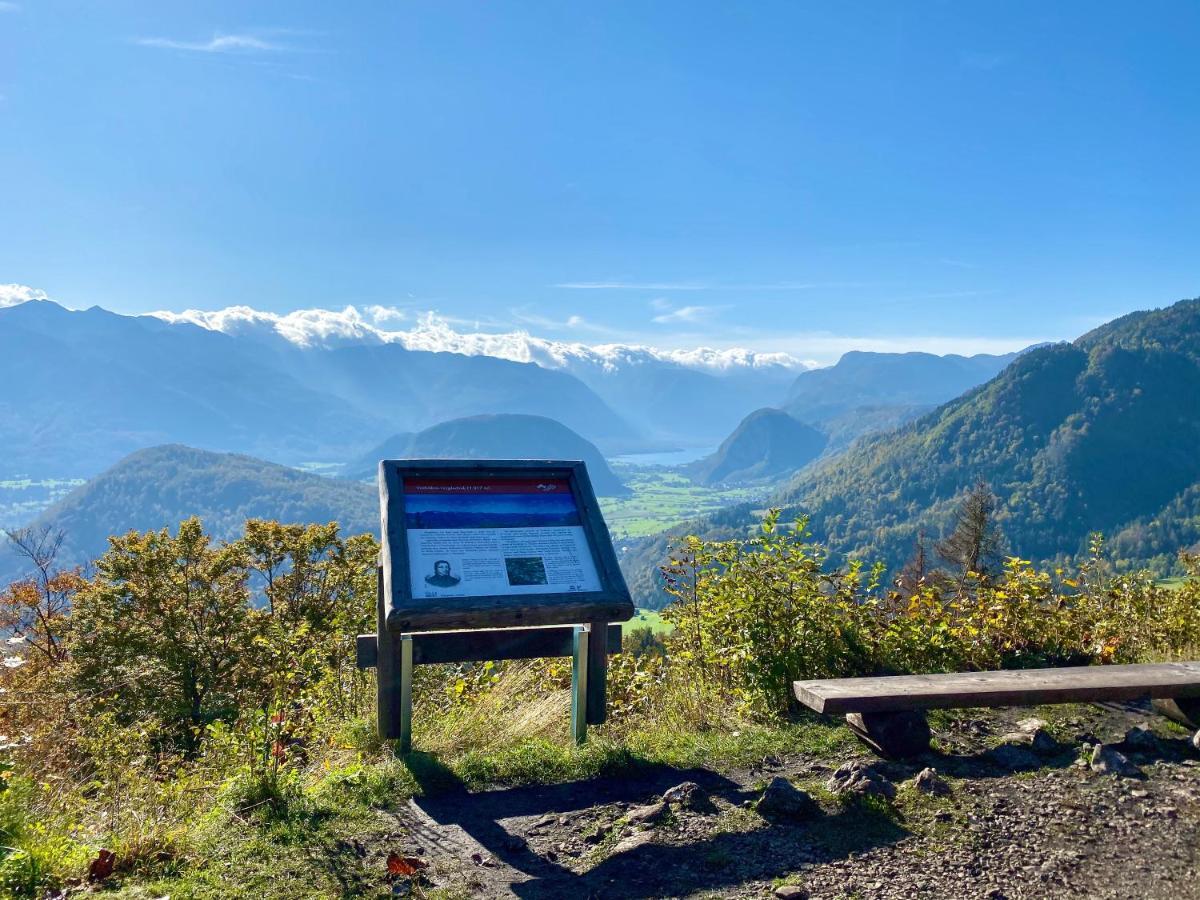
[357,459,635,750]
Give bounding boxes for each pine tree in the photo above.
[936,481,1004,579]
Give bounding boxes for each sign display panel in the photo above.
[404,476,603,599]
[379,459,634,632]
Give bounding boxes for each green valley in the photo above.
[598,467,765,540]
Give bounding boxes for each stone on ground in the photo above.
[661,781,706,810]
[1123,724,1160,752]
[1091,743,1142,778]
[774,885,808,899]
[998,727,1056,755]
[757,776,819,820]
[826,761,897,799]
[626,801,667,826]
[912,767,951,796]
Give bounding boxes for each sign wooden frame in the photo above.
[378,459,634,633]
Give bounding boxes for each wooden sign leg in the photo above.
[571,625,589,745]
[376,566,402,741]
[398,634,413,754]
[585,620,608,726]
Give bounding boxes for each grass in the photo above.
[89,714,859,899]
[599,468,765,539]
[629,607,674,634]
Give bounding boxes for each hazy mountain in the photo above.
[0,301,386,478]
[344,414,628,496]
[151,304,809,447]
[0,445,377,583]
[342,433,417,480]
[568,363,800,446]
[686,409,827,486]
[785,349,1021,450]
[0,300,636,478]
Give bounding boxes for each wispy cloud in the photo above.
[135,33,287,54]
[510,308,619,335]
[556,281,711,291]
[0,3,21,13]
[556,280,875,292]
[651,305,725,325]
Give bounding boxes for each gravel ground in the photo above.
[370,701,1200,899]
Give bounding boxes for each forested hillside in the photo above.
[771,296,1200,573]
[686,408,827,485]
[0,445,376,582]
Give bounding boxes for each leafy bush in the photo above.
[660,512,1200,716]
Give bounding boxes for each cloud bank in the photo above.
[0,284,48,308]
[148,304,810,373]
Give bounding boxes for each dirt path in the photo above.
[365,702,1200,899]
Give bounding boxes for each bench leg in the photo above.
[1152,697,1200,730]
[846,711,931,758]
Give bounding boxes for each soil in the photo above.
[366,701,1200,899]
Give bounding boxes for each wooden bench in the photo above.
[793,661,1200,757]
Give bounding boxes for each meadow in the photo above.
[599,467,764,540]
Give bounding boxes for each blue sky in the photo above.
[1,1,1197,359]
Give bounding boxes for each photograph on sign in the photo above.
[404,477,603,600]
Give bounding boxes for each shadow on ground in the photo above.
[404,756,908,899]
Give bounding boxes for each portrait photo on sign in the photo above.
[424,559,461,588]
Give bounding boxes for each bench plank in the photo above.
[794,662,1200,714]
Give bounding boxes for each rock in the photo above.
[661,781,705,810]
[757,776,820,820]
[774,886,809,899]
[1091,744,1142,778]
[1017,717,1048,734]
[626,801,667,826]
[826,761,897,799]
[999,728,1056,755]
[1124,725,1160,751]
[912,767,951,796]
[1193,730,1200,753]
[988,743,1041,771]
[610,830,655,856]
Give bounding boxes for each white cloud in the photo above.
[651,304,723,325]
[135,33,285,54]
[146,304,812,373]
[0,284,48,308]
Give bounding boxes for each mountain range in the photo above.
[624,296,1200,605]
[783,349,1020,452]
[0,299,816,479]
[0,301,632,478]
